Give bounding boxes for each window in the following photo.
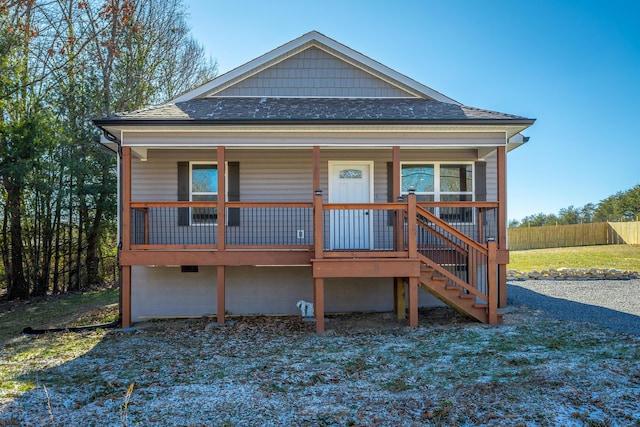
[191,163,217,225]
[402,163,473,223]
[178,161,239,227]
[439,164,473,222]
[339,169,363,179]
[401,164,435,202]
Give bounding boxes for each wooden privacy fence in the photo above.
[508,221,640,250]
[609,222,640,245]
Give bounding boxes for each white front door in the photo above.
[329,161,373,249]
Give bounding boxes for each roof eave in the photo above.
[93,118,536,127]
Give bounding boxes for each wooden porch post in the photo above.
[217,266,225,325]
[407,191,417,259]
[407,189,419,327]
[395,279,406,320]
[313,147,322,259]
[313,184,325,333]
[217,146,226,251]
[314,277,325,333]
[312,152,324,331]
[121,146,132,252]
[487,241,498,325]
[121,266,131,328]
[497,146,507,307]
[408,276,418,327]
[120,146,132,328]
[392,146,405,318]
[216,147,227,325]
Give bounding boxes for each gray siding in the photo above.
[486,151,498,201]
[132,149,215,200]
[233,149,314,201]
[214,47,412,98]
[132,148,480,202]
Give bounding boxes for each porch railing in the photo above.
[321,202,408,255]
[414,203,498,324]
[130,202,313,249]
[130,202,217,248]
[225,202,314,248]
[129,200,498,252]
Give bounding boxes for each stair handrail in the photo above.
[414,205,489,301]
[415,206,488,255]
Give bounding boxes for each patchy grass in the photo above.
[0,286,118,344]
[1,307,639,426]
[0,287,118,401]
[508,244,640,272]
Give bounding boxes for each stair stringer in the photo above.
[419,267,502,325]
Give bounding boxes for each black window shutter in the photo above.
[177,162,189,226]
[227,162,240,226]
[474,161,487,202]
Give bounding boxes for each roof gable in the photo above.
[171,31,458,104]
[213,46,413,98]
[95,30,535,141]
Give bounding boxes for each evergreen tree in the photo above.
[1,0,217,298]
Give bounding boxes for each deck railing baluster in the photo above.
[129,201,496,254]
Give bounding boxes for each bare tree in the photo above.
[1,0,217,299]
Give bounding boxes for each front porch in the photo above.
[118,146,509,331]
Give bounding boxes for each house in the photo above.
[94,31,534,332]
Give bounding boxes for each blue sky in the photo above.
[182,0,639,221]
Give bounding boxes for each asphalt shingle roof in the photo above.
[101,98,531,123]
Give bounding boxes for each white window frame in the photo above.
[401,162,475,224]
[189,161,227,226]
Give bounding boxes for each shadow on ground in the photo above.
[507,283,640,335]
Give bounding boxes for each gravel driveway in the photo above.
[507,279,640,335]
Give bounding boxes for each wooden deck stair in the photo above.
[419,265,502,324]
